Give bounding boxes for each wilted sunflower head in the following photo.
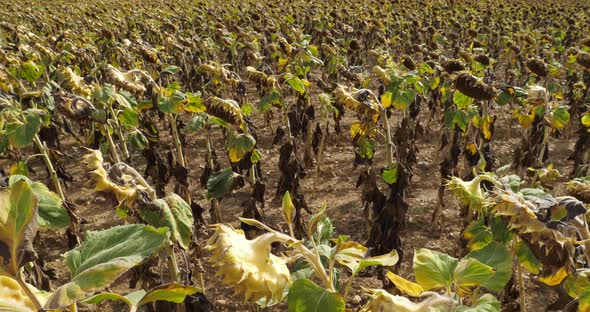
[576,52,590,70]
[458,50,473,63]
[467,28,478,37]
[349,39,361,51]
[567,179,590,203]
[446,175,489,211]
[526,58,549,77]
[58,67,91,97]
[455,71,496,101]
[474,54,490,66]
[566,47,578,56]
[401,55,416,70]
[509,44,521,54]
[104,64,157,96]
[523,34,536,46]
[574,81,587,90]
[204,96,243,126]
[82,149,151,209]
[443,59,465,74]
[206,224,291,303]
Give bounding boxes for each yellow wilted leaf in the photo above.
[430,76,440,90]
[513,108,535,128]
[538,266,568,286]
[350,121,366,138]
[581,113,590,128]
[473,115,495,140]
[465,143,478,156]
[278,58,289,68]
[381,91,393,108]
[386,271,423,297]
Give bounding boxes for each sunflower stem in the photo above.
[33,135,65,201]
[108,105,130,160]
[16,271,43,311]
[103,123,121,163]
[205,127,222,223]
[380,106,394,166]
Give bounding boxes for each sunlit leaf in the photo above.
[207,168,237,199]
[0,180,38,277]
[463,219,492,251]
[20,61,43,82]
[453,258,495,297]
[137,283,199,305]
[285,74,306,94]
[546,106,570,129]
[226,133,256,163]
[381,91,393,108]
[563,269,590,298]
[44,224,169,309]
[6,112,42,148]
[8,175,70,230]
[444,110,468,132]
[413,249,458,291]
[140,193,193,250]
[382,165,399,185]
[454,293,501,312]
[465,242,512,292]
[453,90,475,109]
[287,279,344,312]
[386,271,423,297]
[185,93,205,113]
[392,89,415,110]
[538,266,568,286]
[9,161,29,176]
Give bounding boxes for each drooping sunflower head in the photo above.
[206,224,291,303]
[455,71,496,101]
[401,55,416,71]
[442,59,465,74]
[526,58,549,78]
[82,149,141,208]
[204,96,244,126]
[104,64,149,96]
[474,54,490,67]
[446,175,492,211]
[58,67,91,97]
[567,178,590,203]
[576,52,590,70]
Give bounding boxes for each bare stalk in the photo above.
[16,272,43,311]
[103,123,122,163]
[108,105,130,160]
[572,216,590,264]
[168,113,186,167]
[513,237,526,312]
[33,135,65,200]
[379,106,394,166]
[205,128,222,223]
